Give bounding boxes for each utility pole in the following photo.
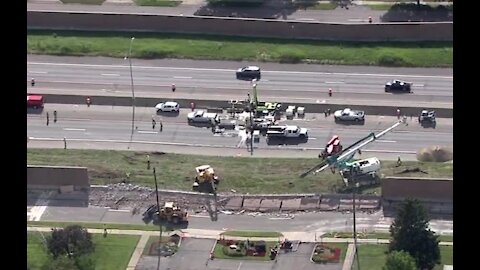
[127,37,136,148]
[153,168,162,270]
[350,166,361,270]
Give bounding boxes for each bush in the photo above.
[378,55,408,67]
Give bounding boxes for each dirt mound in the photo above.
[417,145,453,162]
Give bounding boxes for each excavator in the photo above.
[250,81,282,117]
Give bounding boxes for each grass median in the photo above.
[28,220,171,232]
[27,149,453,194]
[321,232,453,242]
[27,231,140,270]
[27,30,452,67]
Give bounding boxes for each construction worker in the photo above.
[396,108,401,119]
[171,83,176,92]
[53,110,57,123]
[368,16,372,23]
[397,156,402,166]
[152,118,156,129]
[160,121,163,132]
[327,108,331,115]
[31,78,35,87]
[328,88,332,97]
[46,112,50,126]
[103,224,108,238]
[86,96,92,107]
[190,102,195,112]
[63,137,67,150]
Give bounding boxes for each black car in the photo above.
[236,66,261,80]
[385,80,412,92]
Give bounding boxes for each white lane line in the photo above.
[101,73,120,76]
[269,217,294,220]
[27,62,453,79]
[138,131,158,134]
[309,137,317,140]
[173,76,192,79]
[375,140,397,143]
[325,81,345,84]
[29,71,47,74]
[63,128,86,131]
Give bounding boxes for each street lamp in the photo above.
[126,37,135,146]
[350,166,361,270]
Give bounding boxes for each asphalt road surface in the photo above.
[27,104,453,160]
[27,55,453,108]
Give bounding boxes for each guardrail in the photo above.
[40,94,453,118]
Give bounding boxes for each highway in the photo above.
[27,104,453,160]
[27,55,453,108]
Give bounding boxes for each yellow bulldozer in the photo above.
[143,202,188,225]
[193,165,220,193]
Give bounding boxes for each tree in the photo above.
[389,199,440,270]
[46,225,94,259]
[383,250,417,270]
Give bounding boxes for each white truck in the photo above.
[187,110,220,124]
[341,157,381,186]
[266,125,308,140]
[334,108,365,122]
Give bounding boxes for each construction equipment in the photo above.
[193,165,220,193]
[143,202,188,225]
[250,83,281,117]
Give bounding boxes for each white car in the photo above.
[155,101,179,113]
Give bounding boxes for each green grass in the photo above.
[27,149,453,194]
[321,232,453,242]
[367,4,393,10]
[308,2,338,10]
[27,231,140,270]
[60,0,106,4]
[28,220,170,232]
[27,30,453,67]
[135,0,182,6]
[213,240,278,261]
[355,244,453,270]
[221,230,283,238]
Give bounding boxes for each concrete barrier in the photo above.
[27,11,452,42]
[41,94,453,118]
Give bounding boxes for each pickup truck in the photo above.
[334,108,365,122]
[187,110,220,124]
[266,125,308,140]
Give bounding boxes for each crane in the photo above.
[300,120,405,178]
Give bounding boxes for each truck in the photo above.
[333,108,365,122]
[266,125,308,141]
[187,110,220,125]
[27,94,44,109]
[340,157,381,186]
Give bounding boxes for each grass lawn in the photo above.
[321,232,453,242]
[60,0,105,4]
[367,4,393,10]
[221,230,283,238]
[28,220,170,232]
[306,2,338,10]
[27,149,453,194]
[27,231,140,270]
[213,240,278,261]
[355,244,453,270]
[27,30,452,67]
[135,0,182,6]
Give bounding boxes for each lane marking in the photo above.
[325,81,345,84]
[101,73,120,76]
[137,131,158,134]
[173,76,192,79]
[63,128,86,131]
[27,62,453,79]
[375,140,397,143]
[29,71,47,74]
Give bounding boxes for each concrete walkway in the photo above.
[126,234,149,270]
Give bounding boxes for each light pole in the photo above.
[350,166,361,270]
[126,37,135,147]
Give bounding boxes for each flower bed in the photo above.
[312,244,342,264]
